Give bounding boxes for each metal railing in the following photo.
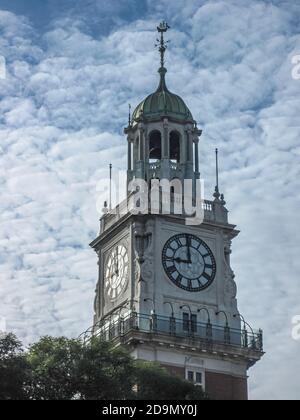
[82,312,263,352]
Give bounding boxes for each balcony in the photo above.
[147,160,181,179]
[149,161,161,171]
[99,193,228,235]
[81,313,263,363]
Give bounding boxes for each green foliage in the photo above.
[75,338,136,400]
[0,333,28,400]
[25,336,136,400]
[0,333,208,400]
[25,336,82,400]
[133,361,208,400]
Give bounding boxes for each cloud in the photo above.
[0,0,300,399]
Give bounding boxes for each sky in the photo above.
[0,0,300,400]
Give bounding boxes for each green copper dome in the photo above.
[132,68,194,125]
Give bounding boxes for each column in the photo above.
[188,130,193,163]
[182,129,188,163]
[194,138,199,174]
[128,139,132,171]
[163,118,169,159]
[138,124,145,180]
[138,125,144,161]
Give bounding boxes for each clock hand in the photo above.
[116,247,119,276]
[187,236,192,263]
[174,257,190,264]
[112,248,119,276]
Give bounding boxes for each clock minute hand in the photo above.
[187,236,192,263]
[112,250,119,276]
[115,247,119,276]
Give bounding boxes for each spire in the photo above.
[109,163,112,210]
[213,148,221,200]
[156,21,170,92]
[128,104,131,126]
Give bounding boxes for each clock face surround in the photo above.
[162,234,216,292]
[105,244,129,300]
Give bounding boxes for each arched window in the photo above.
[170,131,180,162]
[149,130,162,161]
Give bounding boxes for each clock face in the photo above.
[105,245,129,300]
[162,234,216,292]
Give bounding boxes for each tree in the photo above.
[0,333,28,400]
[26,336,82,400]
[25,336,136,400]
[1,333,208,400]
[134,361,208,400]
[76,338,136,400]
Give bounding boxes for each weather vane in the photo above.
[156,21,170,68]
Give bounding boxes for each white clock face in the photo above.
[105,245,129,300]
[162,234,216,292]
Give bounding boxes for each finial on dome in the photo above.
[155,22,170,92]
[156,21,170,69]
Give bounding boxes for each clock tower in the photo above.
[88,23,264,400]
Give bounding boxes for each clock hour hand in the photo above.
[173,257,190,264]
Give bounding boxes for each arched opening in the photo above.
[169,131,180,162]
[149,130,162,162]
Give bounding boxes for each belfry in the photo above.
[87,23,264,401]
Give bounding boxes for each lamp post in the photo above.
[216,310,228,326]
[233,313,255,349]
[216,310,230,344]
[164,301,175,317]
[119,299,138,330]
[164,301,176,335]
[258,329,263,351]
[233,313,254,335]
[180,304,192,316]
[198,307,212,340]
[180,304,194,336]
[117,301,132,336]
[197,307,211,323]
[144,298,157,332]
[117,299,138,318]
[144,298,155,313]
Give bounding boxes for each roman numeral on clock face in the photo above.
[202,272,212,281]
[162,234,216,292]
[167,265,177,274]
[170,239,181,250]
[177,275,183,284]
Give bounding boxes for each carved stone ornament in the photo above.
[141,257,154,282]
[134,258,141,283]
[223,244,237,307]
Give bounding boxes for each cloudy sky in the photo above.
[0,0,300,400]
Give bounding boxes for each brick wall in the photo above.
[161,364,248,401]
[161,363,185,378]
[205,371,248,400]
